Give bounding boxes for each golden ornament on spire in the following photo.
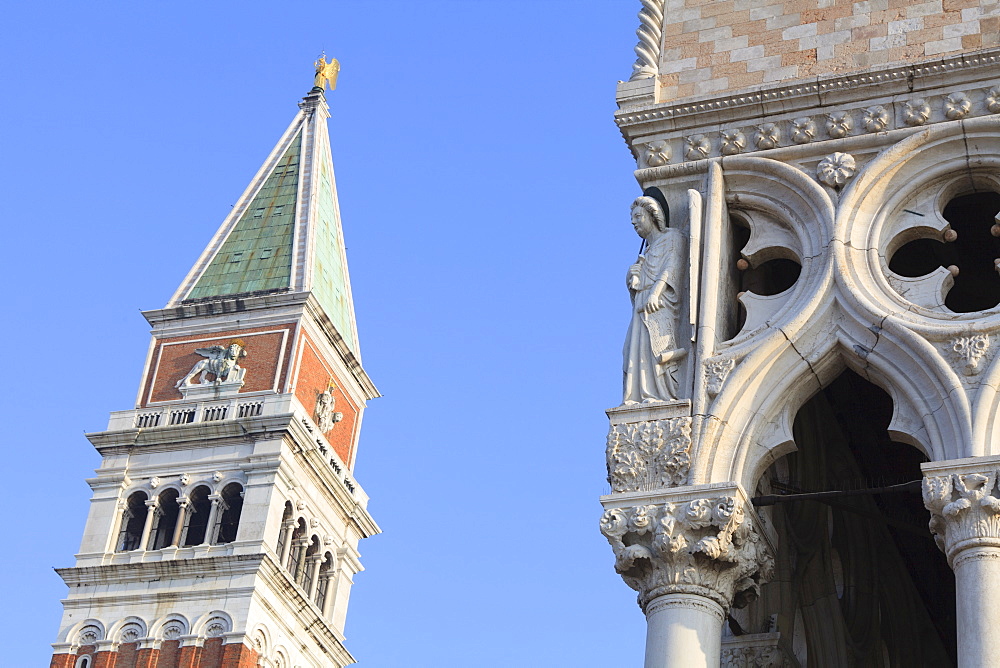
[313,54,341,91]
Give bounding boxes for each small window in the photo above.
[76,656,92,668]
[230,252,243,263]
[258,249,273,260]
[273,205,284,216]
[252,208,265,218]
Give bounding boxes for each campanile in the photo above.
[51,61,380,668]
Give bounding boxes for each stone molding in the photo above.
[617,48,1000,167]
[606,417,692,493]
[600,486,773,613]
[923,456,1000,565]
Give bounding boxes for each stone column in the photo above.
[278,518,296,564]
[292,538,310,581]
[171,498,190,548]
[139,498,159,551]
[923,457,1000,668]
[206,494,224,545]
[307,556,324,599]
[600,487,773,668]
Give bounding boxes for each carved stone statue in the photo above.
[175,341,247,388]
[315,386,344,432]
[313,55,340,91]
[623,196,687,404]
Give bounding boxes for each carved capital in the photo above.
[600,490,773,613]
[923,459,1000,564]
[721,632,791,668]
[606,417,692,493]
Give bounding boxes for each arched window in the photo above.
[117,491,149,552]
[300,536,321,593]
[276,501,294,556]
[182,485,213,546]
[315,552,334,612]
[75,655,92,668]
[150,488,180,550]
[214,482,244,544]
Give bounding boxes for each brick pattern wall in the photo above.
[293,331,360,467]
[143,324,295,405]
[50,642,258,668]
[659,0,1000,100]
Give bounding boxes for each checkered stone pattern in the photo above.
[658,0,1000,101]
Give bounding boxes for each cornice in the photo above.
[56,554,265,587]
[256,551,355,664]
[304,294,379,400]
[143,291,310,325]
[616,47,1000,146]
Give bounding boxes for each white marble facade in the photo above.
[605,3,1000,667]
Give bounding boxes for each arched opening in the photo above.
[214,482,244,544]
[276,501,294,555]
[149,489,180,551]
[315,551,334,612]
[744,370,955,665]
[116,491,148,552]
[301,535,321,592]
[182,485,212,547]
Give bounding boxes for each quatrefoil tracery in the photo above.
[887,191,1000,314]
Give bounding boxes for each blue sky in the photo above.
[2,2,650,665]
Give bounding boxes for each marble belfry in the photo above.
[51,68,380,668]
[603,2,1000,667]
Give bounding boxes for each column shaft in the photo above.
[643,594,724,668]
[954,547,1000,668]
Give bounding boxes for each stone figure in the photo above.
[175,340,248,388]
[313,54,340,91]
[623,196,687,404]
[315,386,344,432]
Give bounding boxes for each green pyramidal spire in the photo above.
[170,90,359,354]
[188,134,301,300]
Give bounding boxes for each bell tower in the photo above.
[50,64,380,668]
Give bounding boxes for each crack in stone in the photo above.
[778,325,823,391]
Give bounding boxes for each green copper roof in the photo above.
[188,133,301,300]
[312,148,356,351]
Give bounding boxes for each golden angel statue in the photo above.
[314,55,341,91]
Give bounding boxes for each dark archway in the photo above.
[745,370,955,666]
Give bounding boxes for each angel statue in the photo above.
[313,54,341,91]
[623,195,687,404]
[176,340,248,388]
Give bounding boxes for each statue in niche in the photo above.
[623,195,687,404]
[175,340,248,388]
[315,384,344,432]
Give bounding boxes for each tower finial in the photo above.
[313,52,341,92]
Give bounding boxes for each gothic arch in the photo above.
[699,301,969,488]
